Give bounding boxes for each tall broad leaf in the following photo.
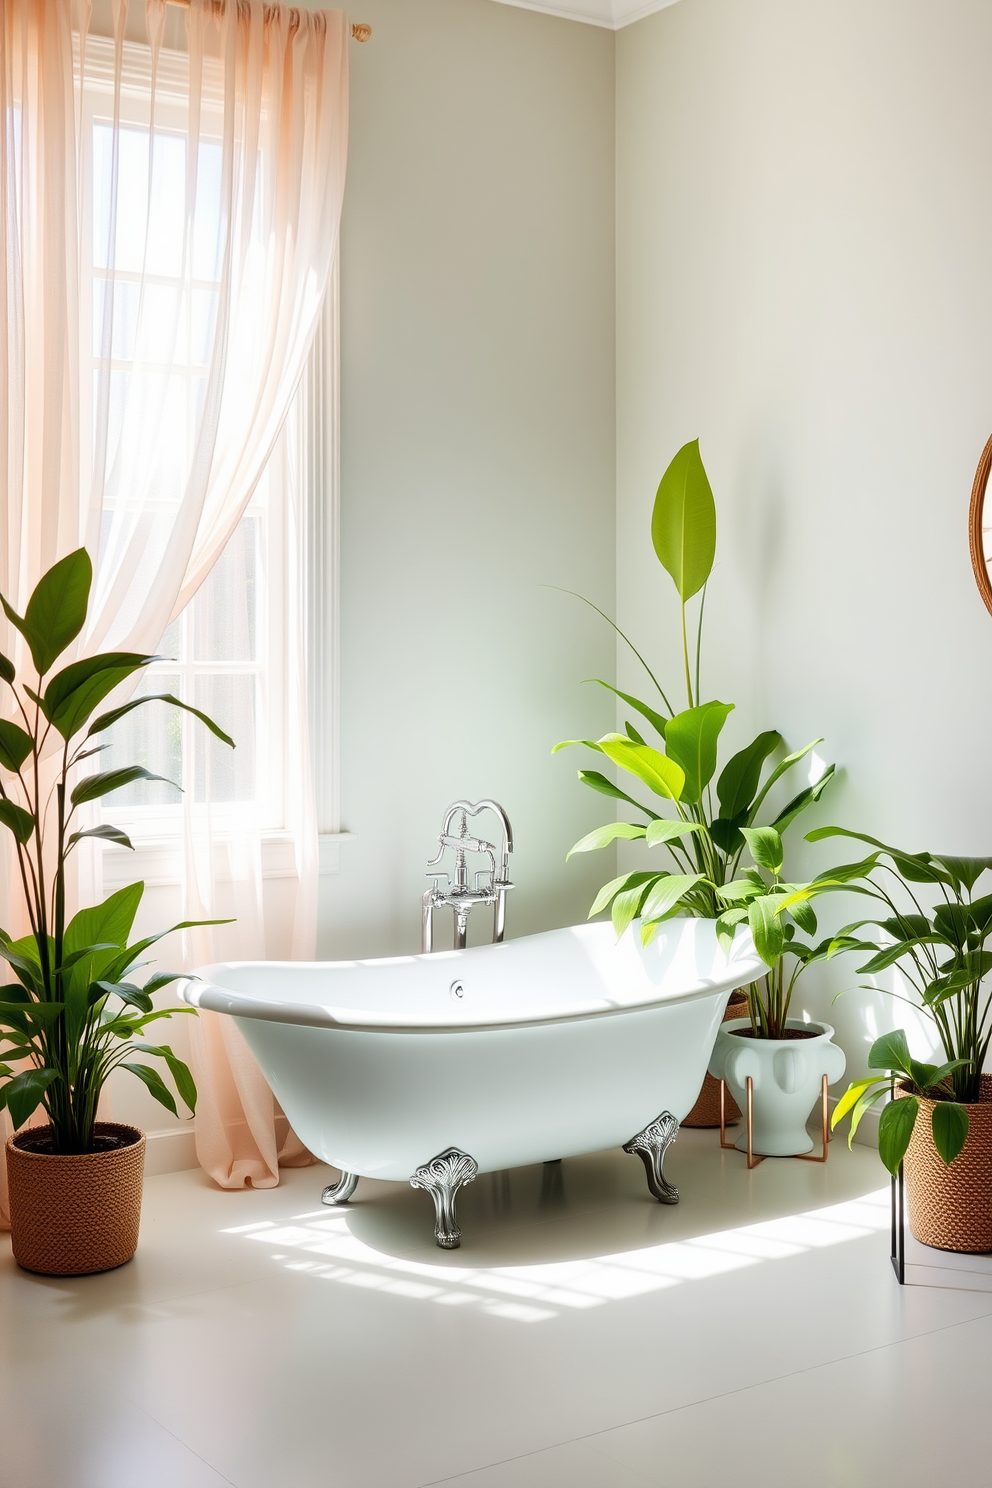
[748,895,785,967]
[0,720,32,772]
[741,826,784,876]
[61,883,145,1013]
[651,440,716,601]
[717,730,782,820]
[931,1102,969,1166]
[664,701,733,804]
[594,735,685,802]
[566,822,646,858]
[43,653,155,741]
[877,1096,918,1176]
[1,548,92,677]
[70,766,177,806]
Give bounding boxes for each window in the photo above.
[75,37,316,844]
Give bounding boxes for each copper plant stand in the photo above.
[719,1075,831,1169]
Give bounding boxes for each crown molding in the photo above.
[487,0,682,32]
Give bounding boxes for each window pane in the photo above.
[192,674,256,803]
[100,674,183,808]
[192,517,257,662]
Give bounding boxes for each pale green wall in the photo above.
[615,0,992,1076]
[321,0,618,956]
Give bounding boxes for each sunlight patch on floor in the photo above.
[221,1190,890,1324]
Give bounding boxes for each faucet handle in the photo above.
[427,871,450,888]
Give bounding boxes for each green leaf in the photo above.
[932,857,992,893]
[710,811,748,855]
[716,731,782,821]
[748,896,786,967]
[644,818,707,849]
[611,879,655,938]
[831,1076,882,1129]
[877,1096,918,1176]
[663,702,734,804]
[140,971,183,996]
[811,855,881,887]
[857,937,942,975]
[715,906,748,951]
[586,682,668,740]
[741,826,784,876]
[588,870,658,918]
[132,1044,197,1114]
[0,1067,60,1128]
[67,824,134,851]
[43,653,156,740]
[93,980,152,1013]
[70,766,178,806]
[0,720,32,772]
[576,771,661,821]
[567,822,647,858]
[2,549,92,677]
[931,1102,969,1166]
[0,800,34,844]
[749,739,822,824]
[651,439,716,601]
[88,693,235,748]
[848,1087,889,1147]
[120,1062,178,1117]
[594,735,685,802]
[770,764,836,836]
[788,898,818,937]
[867,1030,914,1078]
[624,721,646,744]
[61,884,145,1008]
[716,877,763,905]
[0,653,14,685]
[640,873,705,924]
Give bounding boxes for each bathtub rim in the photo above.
[179,921,764,1036]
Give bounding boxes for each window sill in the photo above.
[100,831,356,888]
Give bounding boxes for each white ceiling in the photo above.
[489,0,680,31]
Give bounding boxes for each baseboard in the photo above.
[144,1126,199,1176]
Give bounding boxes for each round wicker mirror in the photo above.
[969,433,992,617]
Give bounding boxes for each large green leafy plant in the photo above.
[0,549,233,1154]
[554,441,836,1034]
[820,830,992,1173]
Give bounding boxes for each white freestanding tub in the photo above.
[182,918,763,1246]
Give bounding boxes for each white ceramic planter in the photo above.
[707,1019,846,1157]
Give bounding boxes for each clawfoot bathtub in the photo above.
[181,919,763,1248]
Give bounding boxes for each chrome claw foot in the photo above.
[623,1111,680,1204]
[410,1147,479,1248]
[321,1169,359,1206]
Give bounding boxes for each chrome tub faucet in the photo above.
[422,800,514,952]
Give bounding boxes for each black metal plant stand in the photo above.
[890,1160,906,1285]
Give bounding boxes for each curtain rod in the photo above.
[164,0,371,42]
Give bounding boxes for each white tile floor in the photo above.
[2,1128,990,1488]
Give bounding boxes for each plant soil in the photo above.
[12,1124,141,1156]
[730,1027,820,1041]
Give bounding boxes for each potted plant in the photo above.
[706,824,847,1155]
[555,440,840,1132]
[0,549,232,1275]
[823,829,992,1251]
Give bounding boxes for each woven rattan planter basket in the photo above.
[901,1076,992,1254]
[6,1122,146,1276]
[683,994,748,1128]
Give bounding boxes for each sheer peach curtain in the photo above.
[0,0,348,1221]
